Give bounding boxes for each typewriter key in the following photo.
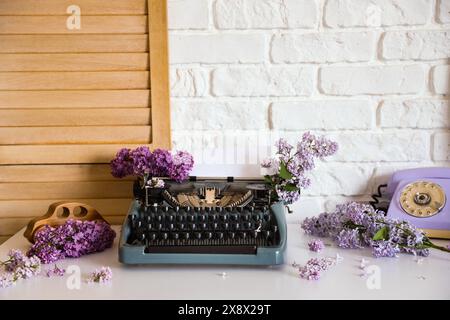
[183,232,190,240]
[195,232,202,240]
[162,233,168,240]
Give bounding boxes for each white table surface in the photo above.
[0,225,449,300]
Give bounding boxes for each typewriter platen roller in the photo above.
[119,178,287,265]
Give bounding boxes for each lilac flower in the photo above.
[301,202,450,258]
[110,147,194,183]
[131,146,152,176]
[0,249,41,288]
[3,249,41,278]
[298,257,337,280]
[0,273,14,288]
[87,266,112,283]
[28,219,116,264]
[169,151,194,182]
[110,148,133,178]
[336,229,363,249]
[46,264,65,277]
[262,132,338,205]
[150,149,173,176]
[308,239,325,252]
[372,241,400,258]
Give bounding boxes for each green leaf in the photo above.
[283,183,299,192]
[278,162,293,180]
[373,226,389,241]
[264,175,273,184]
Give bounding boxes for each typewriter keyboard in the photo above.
[126,206,280,254]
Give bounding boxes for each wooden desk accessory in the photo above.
[24,201,107,243]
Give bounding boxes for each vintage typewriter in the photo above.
[119,177,287,265]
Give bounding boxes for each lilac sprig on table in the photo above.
[298,257,338,280]
[110,147,194,185]
[87,266,112,284]
[301,202,450,258]
[28,219,116,264]
[261,132,338,204]
[46,264,65,277]
[0,249,41,288]
[308,239,325,253]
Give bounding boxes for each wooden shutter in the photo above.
[0,0,171,239]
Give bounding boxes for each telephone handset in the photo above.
[385,167,450,239]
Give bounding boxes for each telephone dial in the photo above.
[383,167,450,239]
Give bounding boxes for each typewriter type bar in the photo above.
[119,178,287,265]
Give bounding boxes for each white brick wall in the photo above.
[167,0,450,221]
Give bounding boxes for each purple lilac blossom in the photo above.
[87,266,112,283]
[28,220,116,264]
[0,273,14,288]
[298,257,336,280]
[308,239,325,252]
[262,132,338,204]
[0,249,41,288]
[150,148,173,176]
[301,202,433,258]
[110,147,194,183]
[110,148,133,178]
[169,151,194,182]
[46,264,66,277]
[130,146,152,176]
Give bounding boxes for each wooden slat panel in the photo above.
[0,236,10,244]
[0,90,150,108]
[0,126,151,144]
[0,71,149,90]
[0,164,132,182]
[0,0,146,15]
[0,215,124,236]
[0,53,149,71]
[149,0,171,149]
[0,144,150,164]
[0,35,148,53]
[0,181,133,200]
[0,16,147,34]
[0,218,30,236]
[0,109,151,126]
[0,199,132,217]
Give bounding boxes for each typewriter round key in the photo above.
[199,214,206,222]
[229,232,236,239]
[188,215,195,222]
[172,233,179,240]
[157,223,163,230]
[222,222,229,229]
[212,222,219,230]
[206,232,213,239]
[210,214,218,221]
[149,233,157,241]
[162,233,168,240]
[168,215,174,222]
[183,232,190,240]
[157,215,163,222]
[252,231,259,238]
[169,223,175,231]
[234,223,240,230]
[178,223,186,230]
[216,232,224,240]
[264,231,271,239]
[231,214,239,221]
[242,214,250,221]
[272,225,278,233]
[244,222,252,229]
[221,214,228,221]
[240,232,247,239]
[195,232,202,240]
[190,223,197,230]
[177,214,185,222]
[201,223,208,230]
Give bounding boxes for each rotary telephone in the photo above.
[381,167,450,239]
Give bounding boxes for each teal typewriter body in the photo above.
[119,178,287,265]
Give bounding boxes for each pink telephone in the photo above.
[386,167,450,239]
